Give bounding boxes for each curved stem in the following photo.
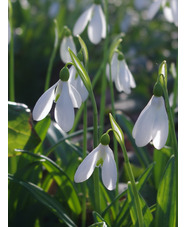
[121,143,144,227]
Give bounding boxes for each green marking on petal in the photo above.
[96,158,104,167]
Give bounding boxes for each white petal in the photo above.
[101,145,117,190]
[69,65,88,102]
[73,5,93,36]
[170,0,178,26]
[60,36,77,63]
[163,6,174,23]
[54,82,74,132]
[74,146,100,183]
[146,0,162,20]
[151,97,169,149]
[132,96,157,147]
[98,5,106,38]
[69,83,82,108]
[88,4,104,44]
[32,82,58,121]
[115,60,131,94]
[123,60,136,88]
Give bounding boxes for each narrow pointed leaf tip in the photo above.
[109,113,124,145]
[68,47,92,93]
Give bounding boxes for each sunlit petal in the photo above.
[73,5,94,36]
[123,60,136,88]
[60,36,77,63]
[151,96,169,149]
[88,4,104,44]
[74,146,100,183]
[69,83,82,108]
[98,4,106,38]
[132,96,157,147]
[54,82,74,132]
[101,146,117,190]
[170,0,178,26]
[32,82,58,121]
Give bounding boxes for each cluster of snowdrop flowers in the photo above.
[32,66,88,132]
[107,52,136,94]
[132,82,169,149]
[74,133,117,190]
[73,1,106,44]
[147,0,178,26]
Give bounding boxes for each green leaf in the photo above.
[153,147,172,189]
[109,113,124,146]
[68,47,92,93]
[154,155,176,227]
[8,174,77,227]
[112,162,155,226]
[92,211,109,227]
[33,116,51,153]
[18,150,82,215]
[128,182,153,227]
[77,35,89,68]
[8,102,40,157]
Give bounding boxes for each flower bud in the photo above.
[100,133,110,146]
[59,67,69,81]
[158,60,167,86]
[153,82,163,97]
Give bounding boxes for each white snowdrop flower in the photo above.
[33,68,82,132]
[106,52,136,94]
[60,35,77,63]
[146,0,178,26]
[132,95,169,150]
[73,3,106,45]
[69,65,88,102]
[74,133,117,190]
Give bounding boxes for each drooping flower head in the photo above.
[74,133,117,190]
[132,93,168,149]
[60,27,77,63]
[107,52,136,94]
[32,67,87,132]
[73,1,106,44]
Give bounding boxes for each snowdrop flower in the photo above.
[132,95,168,149]
[107,52,136,94]
[33,67,83,132]
[74,133,117,190]
[69,65,88,101]
[60,27,77,63]
[146,0,178,26]
[73,2,106,44]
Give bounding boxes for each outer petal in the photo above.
[98,5,106,38]
[115,60,131,94]
[73,5,94,36]
[60,36,77,63]
[88,4,104,44]
[32,82,58,121]
[69,65,88,102]
[146,0,162,20]
[69,83,82,108]
[74,145,100,183]
[163,6,174,23]
[151,96,169,149]
[101,145,117,190]
[123,60,136,88]
[54,82,74,132]
[132,96,157,147]
[170,0,178,26]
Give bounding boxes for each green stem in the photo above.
[108,63,119,212]
[82,101,87,227]
[120,143,144,227]
[9,0,15,101]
